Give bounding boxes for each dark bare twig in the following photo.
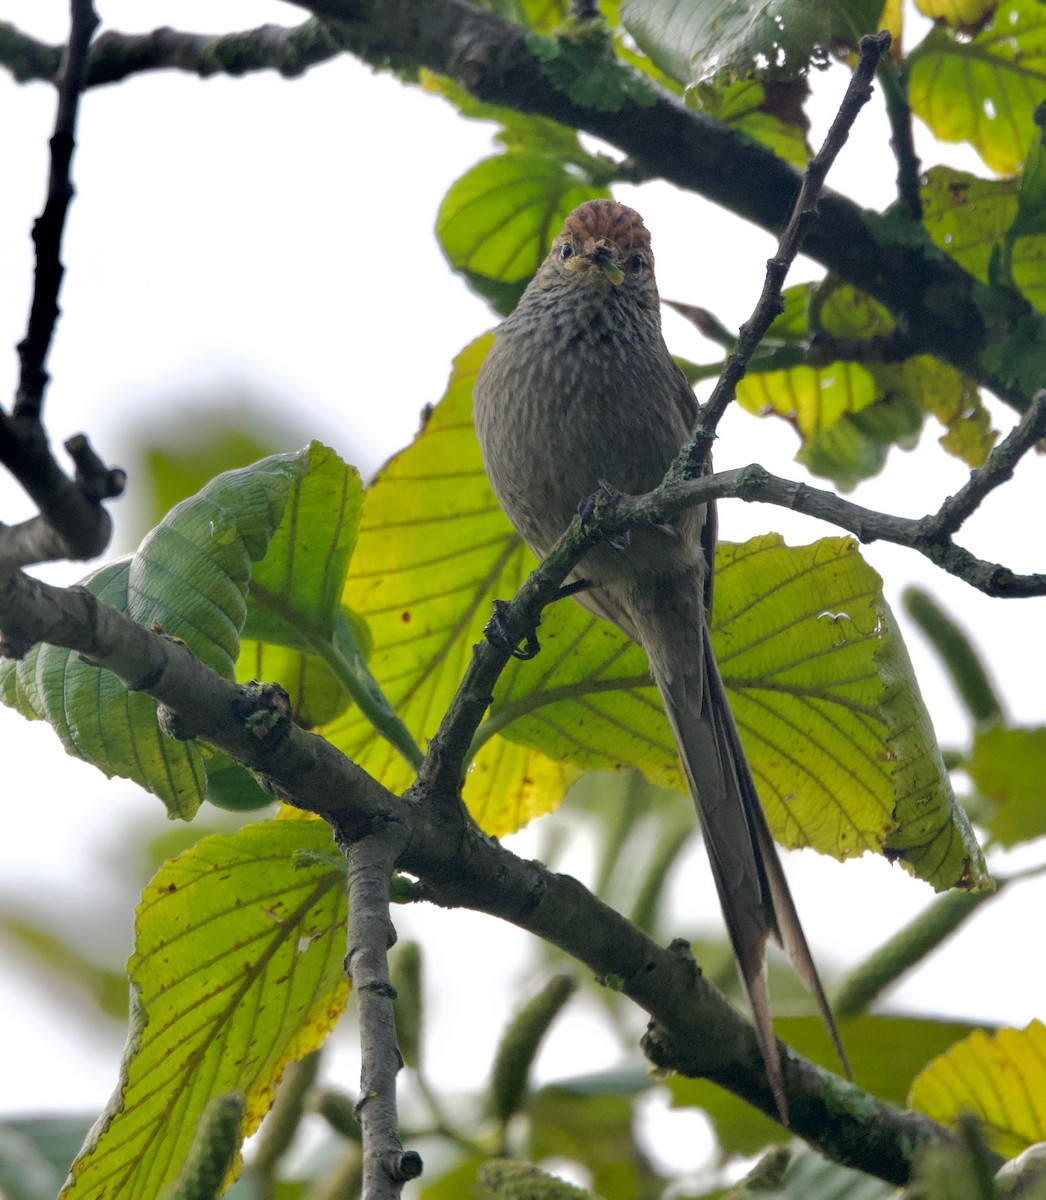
[0,18,339,88]
[0,0,124,568]
[15,0,97,419]
[343,833,421,1198]
[674,30,892,482]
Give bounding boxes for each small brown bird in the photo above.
[473,199,846,1119]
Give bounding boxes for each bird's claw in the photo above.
[485,599,541,660]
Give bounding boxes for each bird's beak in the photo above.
[564,238,625,287]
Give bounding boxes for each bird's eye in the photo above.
[630,253,646,272]
[559,243,574,260]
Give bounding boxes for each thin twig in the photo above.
[15,0,97,419]
[0,19,340,88]
[342,833,422,1199]
[877,54,923,220]
[673,30,892,481]
[0,0,124,567]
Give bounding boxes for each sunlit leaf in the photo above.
[910,1021,1046,1157]
[922,166,1019,281]
[63,819,348,1199]
[966,725,1046,846]
[908,1,1046,175]
[329,335,533,809]
[337,341,983,885]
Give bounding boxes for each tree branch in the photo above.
[0,564,956,1183]
[344,833,422,1197]
[674,30,890,480]
[0,18,341,87]
[0,1,125,568]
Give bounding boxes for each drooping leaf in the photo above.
[735,278,994,481]
[907,1,1046,175]
[63,819,348,1200]
[437,154,609,313]
[621,0,885,88]
[910,1021,1046,1157]
[966,725,1046,846]
[0,560,208,819]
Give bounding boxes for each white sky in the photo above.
[1,0,1044,1168]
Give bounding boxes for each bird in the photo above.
[472,198,847,1120]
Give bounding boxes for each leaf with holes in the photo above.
[62,818,348,1199]
[621,0,885,87]
[908,1,1046,175]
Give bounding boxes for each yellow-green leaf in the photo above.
[966,725,1046,847]
[915,0,999,25]
[922,166,1019,282]
[63,819,348,1199]
[910,1022,1046,1157]
[908,1,1046,175]
[328,335,543,814]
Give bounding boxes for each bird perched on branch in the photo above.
[472,198,847,1120]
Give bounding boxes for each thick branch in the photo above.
[0,565,955,1182]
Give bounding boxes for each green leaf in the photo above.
[0,1116,93,1200]
[688,78,811,167]
[921,166,1019,284]
[525,24,659,112]
[910,1021,1046,1157]
[737,277,994,480]
[527,1085,656,1199]
[0,560,209,819]
[620,0,884,87]
[743,1145,894,1200]
[966,725,1046,846]
[437,154,609,313]
[328,335,576,834]
[63,818,348,1200]
[907,1,1046,175]
[914,0,999,26]
[1005,132,1046,311]
[669,1015,978,1154]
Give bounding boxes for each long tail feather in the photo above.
[639,602,848,1121]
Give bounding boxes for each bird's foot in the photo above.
[485,599,541,660]
[578,481,630,551]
